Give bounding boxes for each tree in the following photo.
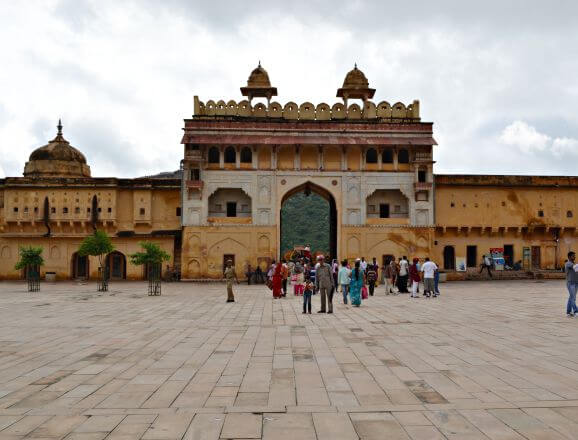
[78,230,114,291]
[15,246,44,291]
[130,242,171,296]
[129,241,171,266]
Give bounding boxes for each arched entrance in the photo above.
[71,252,89,279]
[106,251,126,280]
[280,182,337,260]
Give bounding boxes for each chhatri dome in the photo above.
[240,62,278,103]
[337,64,376,104]
[23,120,91,178]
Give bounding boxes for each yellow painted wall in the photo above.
[181,225,277,279]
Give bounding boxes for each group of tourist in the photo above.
[229,250,578,319]
[229,254,441,312]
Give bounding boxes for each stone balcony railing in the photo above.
[414,182,433,191]
[186,180,204,189]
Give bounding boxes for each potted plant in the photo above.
[15,246,44,292]
[78,230,114,291]
[130,242,170,295]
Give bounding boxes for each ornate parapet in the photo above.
[193,96,420,121]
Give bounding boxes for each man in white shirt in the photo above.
[421,257,438,298]
[360,257,367,272]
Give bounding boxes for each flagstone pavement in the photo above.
[0,279,577,439]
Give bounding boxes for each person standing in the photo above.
[281,259,289,297]
[272,262,283,299]
[366,262,377,296]
[385,257,397,295]
[434,265,441,296]
[409,258,421,298]
[480,254,493,278]
[316,256,335,313]
[338,259,351,304]
[245,264,254,285]
[421,257,438,298]
[349,260,364,307]
[564,251,578,317]
[303,280,313,314]
[224,259,238,303]
[398,256,409,293]
[360,257,368,272]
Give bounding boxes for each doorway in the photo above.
[71,252,89,279]
[106,251,126,280]
[504,244,514,268]
[466,245,477,268]
[531,246,541,269]
[280,182,337,260]
[443,246,455,270]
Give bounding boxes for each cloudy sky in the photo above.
[1,0,577,178]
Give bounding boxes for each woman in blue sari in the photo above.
[349,260,364,307]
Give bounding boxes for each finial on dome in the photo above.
[354,62,357,69]
[57,119,63,136]
[258,60,261,67]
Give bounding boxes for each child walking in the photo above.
[303,280,313,314]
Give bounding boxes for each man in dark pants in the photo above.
[366,262,377,296]
[254,266,265,284]
[316,256,335,313]
[245,264,254,285]
[480,254,493,278]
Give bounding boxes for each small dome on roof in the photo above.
[247,62,272,88]
[23,120,91,178]
[341,65,369,89]
[240,62,278,101]
[337,64,375,101]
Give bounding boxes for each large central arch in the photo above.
[280,181,337,260]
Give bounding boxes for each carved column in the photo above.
[393,147,398,171]
[377,147,382,170]
[341,146,347,171]
[219,146,224,169]
[235,146,241,169]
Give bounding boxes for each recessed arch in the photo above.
[224,146,236,164]
[208,147,220,164]
[280,181,337,260]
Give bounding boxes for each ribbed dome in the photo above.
[246,63,272,88]
[341,65,369,89]
[240,62,278,101]
[24,121,91,178]
[337,64,375,101]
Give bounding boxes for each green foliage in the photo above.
[281,192,329,256]
[129,242,171,266]
[78,230,114,267]
[14,246,44,270]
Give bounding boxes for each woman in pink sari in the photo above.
[272,262,283,298]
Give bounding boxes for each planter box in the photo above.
[45,272,56,282]
[438,272,447,283]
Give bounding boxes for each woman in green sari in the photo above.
[349,260,364,307]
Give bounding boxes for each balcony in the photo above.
[186,180,204,189]
[412,152,433,162]
[184,150,203,162]
[414,182,433,191]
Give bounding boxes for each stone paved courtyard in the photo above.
[0,280,577,439]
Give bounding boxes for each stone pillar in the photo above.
[377,147,382,169]
[271,145,277,169]
[235,146,241,169]
[252,146,258,169]
[393,147,398,171]
[318,145,323,170]
[360,147,365,171]
[219,146,224,169]
[294,145,300,170]
[341,146,347,171]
